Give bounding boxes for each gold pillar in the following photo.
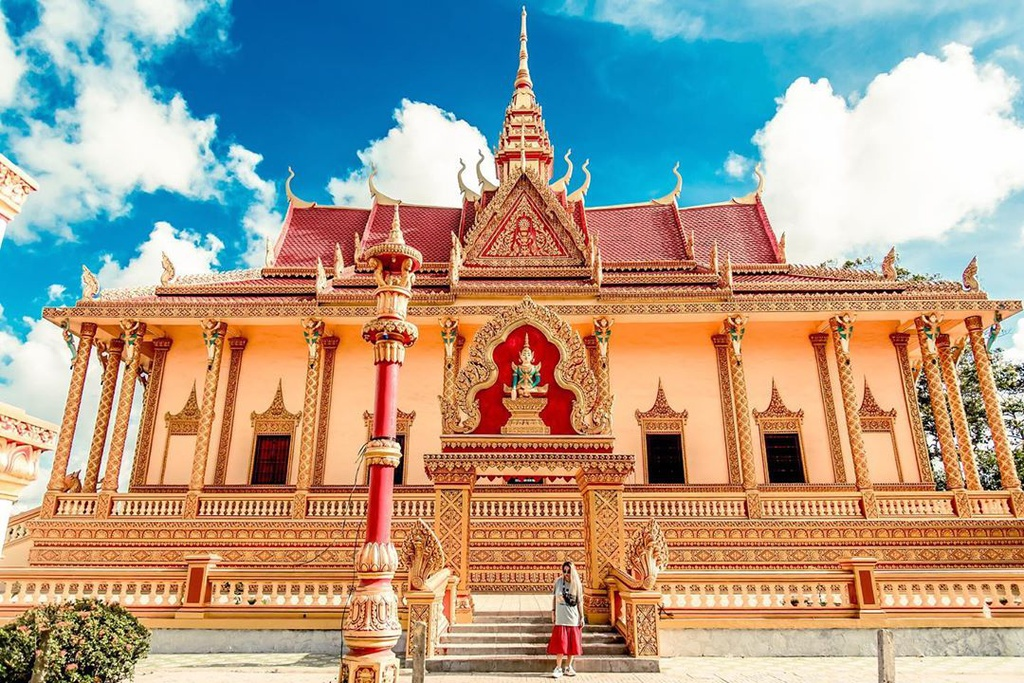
[213,337,247,485]
[965,316,1023,514]
[439,317,462,433]
[890,333,934,483]
[591,317,613,431]
[810,333,847,482]
[312,336,340,487]
[185,320,227,517]
[711,334,742,485]
[100,321,146,498]
[45,322,97,510]
[723,316,759,516]
[294,319,325,512]
[915,315,969,518]
[829,314,877,517]
[130,337,172,488]
[936,333,981,490]
[83,339,124,492]
[578,463,629,625]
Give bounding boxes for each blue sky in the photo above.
[2,0,1024,458]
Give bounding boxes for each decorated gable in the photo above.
[462,170,590,269]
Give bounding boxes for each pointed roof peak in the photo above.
[515,6,533,91]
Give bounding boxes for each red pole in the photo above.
[341,206,421,683]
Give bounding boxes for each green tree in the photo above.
[917,347,1024,490]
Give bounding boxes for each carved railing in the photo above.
[759,492,862,518]
[0,567,186,615]
[4,507,38,548]
[876,492,955,518]
[54,495,97,516]
[471,497,582,518]
[624,494,745,519]
[877,570,1024,616]
[307,490,434,519]
[204,568,405,611]
[111,496,184,517]
[656,568,858,615]
[198,495,293,517]
[969,492,1014,517]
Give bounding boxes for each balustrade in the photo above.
[760,496,862,518]
[878,572,1024,615]
[656,571,855,613]
[0,570,184,611]
[876,494,955,517]
[112,497,184,517]
[624,497,745,519]
[970,493,1013,517]
[198,497,293,517]
[54,495,97,516]
[470,498,582,518]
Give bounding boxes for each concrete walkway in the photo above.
[134,654,1024,682]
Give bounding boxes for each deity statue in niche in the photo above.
[501,332,551,435]
[504,334,549,399]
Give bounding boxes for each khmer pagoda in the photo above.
[3,7,1023,671]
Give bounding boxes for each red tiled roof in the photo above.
[680,199,781,264]
[364,204,461,263]
[275,206,369,268]
[586,204,686,262]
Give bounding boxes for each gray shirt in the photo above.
[553,577,582,627]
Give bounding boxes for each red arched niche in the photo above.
[472,324,577,435]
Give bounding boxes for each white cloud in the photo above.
[46,284,67,302]
[96,221,223,290]
[754,44,1024,262]
[1005,318,1024,363]
[227,144,284,266]
[0,12,25,107]
[723,151,752,180]
[3,0,231,243]
[566,1,1006,42]
[328,99,494,208]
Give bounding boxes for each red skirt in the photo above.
[547,625,583,655]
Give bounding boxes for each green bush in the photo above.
[0,598,150,683]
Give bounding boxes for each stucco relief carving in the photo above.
[444,297,608,435]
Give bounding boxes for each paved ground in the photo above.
[134,654,1024,682]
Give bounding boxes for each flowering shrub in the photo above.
[0,598,150,683]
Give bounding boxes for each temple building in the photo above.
[2,9,1023,664]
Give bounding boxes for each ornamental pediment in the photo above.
[462,169,589,269]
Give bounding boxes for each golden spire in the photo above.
[388,204,406,245]
[515,6,533,91]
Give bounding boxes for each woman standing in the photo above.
[547,560,584,678]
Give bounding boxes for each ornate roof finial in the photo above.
[515,6,533,91]
[285,167,315,208]
[81,265,99,300]
[732,163,766,205]
[354,231,364,263]
[652,162,682,205]
[334,242,345,278]
[724,251,734,289]
[962,256,980,292]
[550,149,573,192]
[882,247,898,280]
[476,150,499,192]
[710,240,719,274]
[388,203,406,244]
[457,159,481,202]
[368,165,400,205]
[566,159,591,202]
[160,252,176,287]
[777,233,787,263]
[316,257,329,293]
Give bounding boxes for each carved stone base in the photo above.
[1010,489,1024,518]
[342,583,402,650]
[582,586,610,624]
[340,651,400,683]
[501,397,550,435]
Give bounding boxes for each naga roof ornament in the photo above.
[732,163,765,205]
[81,265,99,301]
[457,159,481,202]
[368,165,401,205]
[285,167,315,208]
[651,162,682,205]
[882,247,898,280]
[549,149,573,193]
[566,159,590,202]
[962,256,980,292]
[476,150,498,192]
[334,242,345,277]
[777,233,787,264]
[160,252,176,287]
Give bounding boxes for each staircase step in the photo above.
[450,623,616,634]
[442,632,623,645]
[438,642,630,657]
[427,655,660,674]
[470,611,551,623]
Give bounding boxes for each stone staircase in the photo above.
[427,610,660,674]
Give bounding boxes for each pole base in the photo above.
[340,651,400,683]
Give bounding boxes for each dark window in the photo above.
[764,433,805,483]
[646,433,685,484]
[251,435,291,485]
[394,434,406,485]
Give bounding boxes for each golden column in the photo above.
[294,317,325,516]
[213,337,246,486]
[809,333,847,482]
[312,335,341,487]
[83,339,124,492]
[131,337,173,488]
[889,333,934,482]
[723,315,759,517]
[578,458,632,625]
[711,334,742,485]
[829,314,877,517]
[936,333,981,490]
[915,314,970,517]
[44,321,97,515]
[965,315,1024,515]
[185,319,227,517]
[99,321,146,510]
